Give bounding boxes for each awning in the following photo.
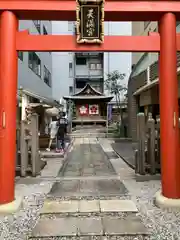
[17,88,62,108]
[26,103,52,109]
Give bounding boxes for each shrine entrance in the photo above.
[0,0,180,208]
[63,83,113,128]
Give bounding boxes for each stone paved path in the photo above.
[30,137,149,239]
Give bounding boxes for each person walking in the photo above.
[46,116,58,152]
[56,112,67,153]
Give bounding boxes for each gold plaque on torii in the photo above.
[76,0,104,44]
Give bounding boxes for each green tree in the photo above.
[105,70,127,134]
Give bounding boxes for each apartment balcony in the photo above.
[75,66,103,79]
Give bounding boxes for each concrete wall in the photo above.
[18,20,52,98]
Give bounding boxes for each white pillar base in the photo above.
[155,190,180,209]
[0,196,22,214]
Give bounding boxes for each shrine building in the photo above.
[63,83,113,127]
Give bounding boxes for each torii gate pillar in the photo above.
[0,11,18,205]
[156,13,180,205]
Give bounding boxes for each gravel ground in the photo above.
[2,178,180,240]
[29,237,150,240]
[1,138,180,240]
[0,181,53,240]
[123,180,180,240]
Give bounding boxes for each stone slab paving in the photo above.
[105,151,119,159]
[41,199,138,214]
[78,217,103,236]
[48,179,128,198]
[41,200,79,214]
[98,138,115,152]
[30,137,149,239]
[102,216,148,235]
[41,158,63,178]
[58,143,116,177]
[16,177,44,185]
[31,216,148,237]
[79,200,100,213]
[40,151,64,158]
[48,141,130,199]
[110,158,136,180]
[111,142,136,169]
[31,218,78,237]
[100,200,138,212]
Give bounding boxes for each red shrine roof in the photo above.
[63,84,113,102]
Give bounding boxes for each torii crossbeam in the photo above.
[0,0,180,210]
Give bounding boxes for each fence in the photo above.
[135,112,161,175]
[16,113,46,177]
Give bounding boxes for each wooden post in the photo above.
[156,118,161,166]
[147,115,156,175]
[134,149,138,174]
[20,121,29,177]
[137,113,146,175]
[30,113,40,177]
[16,128,21,168]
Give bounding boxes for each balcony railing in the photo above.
[75,66,103,78]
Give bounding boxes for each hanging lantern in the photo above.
[45,107,59,116]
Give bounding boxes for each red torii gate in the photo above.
[1,0,180,209]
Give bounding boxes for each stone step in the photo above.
[40,199,138,214]
[30,215,149,238]
[40,151,64,158]
[70,133,106,138]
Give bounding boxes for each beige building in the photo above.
[132,21,157,65]
[128,21,180,140]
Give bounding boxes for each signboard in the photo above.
[89,104,99,115]
[76,0,104,44]
[79,105,88,115]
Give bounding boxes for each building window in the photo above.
[33,20,41,34]
[89,63,102,70]
[76,57,86,65]
[69,86,73,95]
[96,63,102,69]
[69,62,73,69]
[144,21,150,30]
[18,51,23,61]
[28,52,41,77]
[131,64,135,71]
[69,62,73,77]
[76,80,86,89]
[44,65,51,87]
[90,63,96,70]
[43,26,48,35]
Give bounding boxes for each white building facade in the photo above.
[18,20,52,99]
[52,21,132,101]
